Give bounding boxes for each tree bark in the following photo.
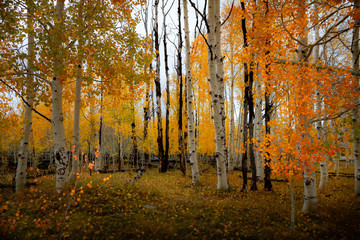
[240,1,256,191]
[70,1,84,180]
[208,0,228,190]
[142,3,151,165]
[254,75,264,181]
[16,0,34,192]
[177,0,186,175]
[314,2,328,193]
[154,0,166,172]
[69,62,82,179]
[228,44,235,171]
[184,0,200,184]
[352,0,360,196]
[95,91,103,171]
[163,0,170,173]
[52,0,69,192]
[131,100,138,167]
[297,3,317,212]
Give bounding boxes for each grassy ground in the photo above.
[0,163,359,240]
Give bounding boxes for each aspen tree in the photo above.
[70,1,85,180]
[351,0,360,196]
[297,1,317,213]
[177,0,186,175]
[254,75,264,181]
[208,0,229,190]
[227,44,235,171]
[52,0,69,191]
[183,0,200,183]
[314,2,328,193]
[16,0,34,192]
[162,0,170,172]
[154,0,166,172]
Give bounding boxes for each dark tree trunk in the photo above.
[241,1,257,191]
[241,62,249,192]
[131,103,138,166]
[154,0,166,172]
[249,65,257,191]
[177,0,185,175]
[163,0,170,173]
[144,81,150,163]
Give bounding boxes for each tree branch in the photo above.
[221,0,234,26]
[0,79,51,122]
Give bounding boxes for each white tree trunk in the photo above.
[296,8,317,211]
[319,115,329,192]
[227,44,235,171]
[183,0,200,184]
[70,62,82,179]
[254,77,264,181]
[208,0,229,190]
[16,0,34,192]
[52,0,69,192]
[313,2,328,193]
[351,0,360,196]
[235,104,243,168]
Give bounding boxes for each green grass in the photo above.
[0,163,359,239]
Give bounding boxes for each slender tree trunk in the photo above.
[235,104,243,169]
[143,5,151,165]
[177,0,186,175]
[154,0,166,172]
[70,62,82,179]
[131,100,138,166]
[351,0,360,196]
[297,3,317,212]
[163,0,170,172]
[319,118,329,192]
[228,44,235,171]
[184,0,200,183]
[144,78,150,163]
[16,0,34,192]
[52,0,69,192]
[94,91,103,171]
[241,1,252,191]
[207,0,229,190]
[248,62,257,191]
[263,1,272,191]
[254,76,264,181]
[70,2,84,179]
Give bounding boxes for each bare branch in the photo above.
[0,79,51,122]
[221,0,234,26]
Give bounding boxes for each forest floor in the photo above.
[0,162,359,240]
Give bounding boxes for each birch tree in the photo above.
[254,74,264,181]
[207,0,229,190]
[227,44,235,171]
[183,0,200,183]
[52,0,69,191]
[70,1,85,180]
[16,0,34,192]
[154,0,166,172]
[296,2,317,212]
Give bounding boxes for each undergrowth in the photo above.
[0,163,359,239]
